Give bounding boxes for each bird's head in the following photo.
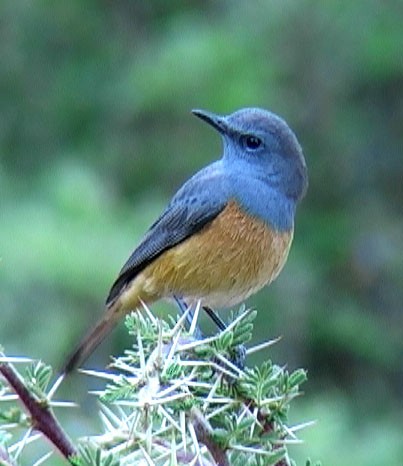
[192,108,308,202]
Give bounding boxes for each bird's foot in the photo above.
[229,344,246,371]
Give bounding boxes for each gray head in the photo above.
[192,107,308,202]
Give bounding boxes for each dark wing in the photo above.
[106,163,228,305]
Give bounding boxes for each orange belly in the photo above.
[120,201,293,310]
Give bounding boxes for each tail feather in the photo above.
[61,301,123,375]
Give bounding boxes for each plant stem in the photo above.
[191,407,229,466]
[0,362,76,462]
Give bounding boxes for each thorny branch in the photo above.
[191,407,229,466]
[0,362,76,462]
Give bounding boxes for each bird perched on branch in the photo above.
[62,107,308,374]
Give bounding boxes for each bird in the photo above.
[62,107,308,374]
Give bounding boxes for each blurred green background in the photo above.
[1,1,402,464]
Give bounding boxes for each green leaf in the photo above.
[288,369,308,390]
[101,375,136,402]
[74,444,120,466]
[25,361,52,395]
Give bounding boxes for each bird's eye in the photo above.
[242,135,263,151]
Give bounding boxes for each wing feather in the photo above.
[106,162,228,305]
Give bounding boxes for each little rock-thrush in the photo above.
[62,107,308,374]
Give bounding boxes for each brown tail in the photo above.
[61,300,124,375]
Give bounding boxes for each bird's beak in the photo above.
[192,109,228,135]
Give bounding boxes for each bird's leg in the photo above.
[173,299,245,369]
[202,306,227,331]
[203,306,246,370]
[173,296,203,339]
